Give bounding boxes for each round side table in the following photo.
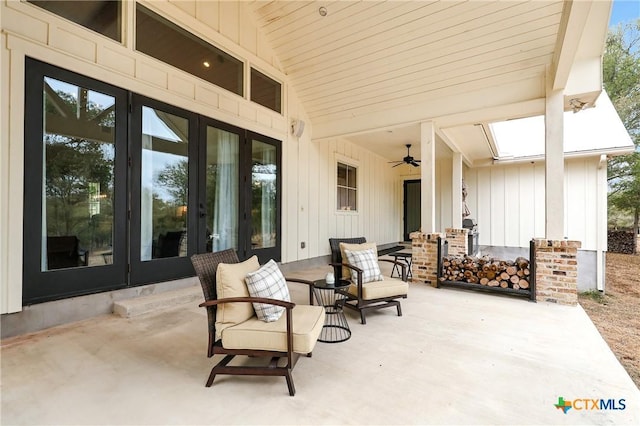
[312,279,351,343]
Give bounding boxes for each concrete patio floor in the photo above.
[2,263,639,425]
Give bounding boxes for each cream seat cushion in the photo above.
[348,278,409,300]
[221,305,326,354]
[215,256,260,340]
[339,242,377,280]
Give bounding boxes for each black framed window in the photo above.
[251,68,282,113]
[136,4,243,96]
[337,162,357,211]
[28,1,122,42]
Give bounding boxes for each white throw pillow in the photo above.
[344,248,384,284]
[245,259,291,322]
[339,242,377,280]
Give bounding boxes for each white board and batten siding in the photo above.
[464,158,604,251]
[293,138,402,260]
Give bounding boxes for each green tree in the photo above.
[605,19,640,234]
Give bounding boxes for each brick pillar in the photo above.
[445,228,469,256]
[410,231,445,287]
[533,239,581,306]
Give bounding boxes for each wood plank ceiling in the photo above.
[248,1,574,164]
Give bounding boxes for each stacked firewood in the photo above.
[607,230,636,254]
[440,255,531,290]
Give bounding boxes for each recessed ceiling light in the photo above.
[203,61,211,68]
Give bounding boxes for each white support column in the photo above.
[596,154,607,291]
[452,152,463,228]
[420,121,436,233]
[545,83,565,240]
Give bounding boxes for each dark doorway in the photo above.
[403,180,421,241]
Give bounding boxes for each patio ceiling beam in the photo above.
[550,0,592,91]
[311,78,544,141]
[435,127,472,167]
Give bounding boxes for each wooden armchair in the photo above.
[329,238,409,324]
[190,249,325,396]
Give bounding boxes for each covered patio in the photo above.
[2,3,638,422]
[2,261,639,425]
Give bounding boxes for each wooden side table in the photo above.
[312,279,351,343]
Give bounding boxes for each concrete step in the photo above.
[113,286,202,318]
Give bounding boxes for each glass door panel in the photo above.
[130,95,197,285]
[24,58,127,304]
[204,125,239,253]
[42,77,117,270]
[140,106,189,260]
[248,136,281,262]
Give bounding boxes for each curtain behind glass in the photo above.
[206,127,238,252]
[252,141,276,249]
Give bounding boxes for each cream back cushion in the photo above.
[339,242,377,280]
[215,256,260,340]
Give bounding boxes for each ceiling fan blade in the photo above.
[410,161,420,167]
[392,162,403,168]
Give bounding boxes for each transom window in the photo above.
[136,4,244,96]
[337,162,357,212]
[251,68,282,113]
[28,0,121,42]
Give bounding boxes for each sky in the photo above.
[609,0,640,26]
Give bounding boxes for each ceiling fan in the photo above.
[389,144,421,167]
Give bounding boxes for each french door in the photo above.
[198,119,281,264]
[129,95,199,284]
[23,59,281,304]
[23,58,129,303]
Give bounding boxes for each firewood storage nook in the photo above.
[411,229,580,305]
[436,237,536,302]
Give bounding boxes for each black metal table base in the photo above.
[313,280,351,343]
[391,252,412,279]
[318,305,351,343]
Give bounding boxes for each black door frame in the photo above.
[129,94,200,285]
[246,132,282,264]
[23,59,283,304]
[23,57,129,304]
[403,179,421,242]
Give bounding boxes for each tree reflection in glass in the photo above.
[140,107,189,260]
[42,77,115,270]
